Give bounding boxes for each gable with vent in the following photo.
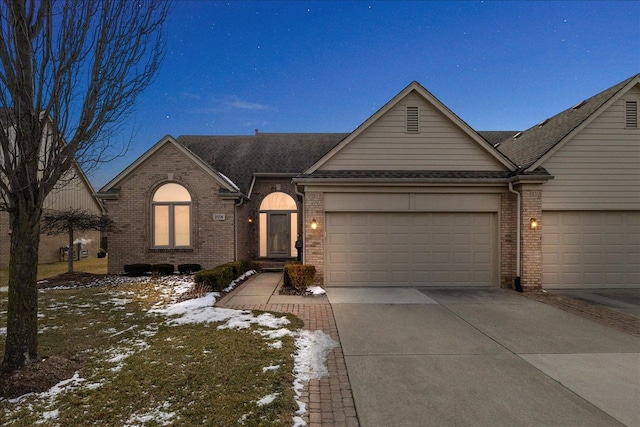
[314,89,510,172]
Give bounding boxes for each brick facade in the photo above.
[105,143,237,274]
[519,185,543,290]
[303,191,325,285]
[500,191,518,288]
[235,178,301,262]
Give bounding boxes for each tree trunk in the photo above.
[3,208,41,366]
[68,226,74,273]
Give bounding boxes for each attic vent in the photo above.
[512,131,522,139]
[625,101,638,128]
[406,106,419,133]
[537,118,550,127]
[572,100,587,110]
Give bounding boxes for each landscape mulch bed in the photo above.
[37,272,105,289]
[1,273,101,400]
[0,355,81,400]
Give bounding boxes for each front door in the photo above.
[268,213,290,257]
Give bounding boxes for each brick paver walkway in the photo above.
[220,302,359,427]
[526,291,640,337]
[220,278,638,426]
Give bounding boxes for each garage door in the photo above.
[325,212,497,287]
[543,211,640,288]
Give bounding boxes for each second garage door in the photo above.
[325,212,497,287]
[542,211,640,288]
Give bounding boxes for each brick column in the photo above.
[500,192,517,288]
[304,191,325,286]
[520,185,543,290]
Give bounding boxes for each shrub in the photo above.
[228,260,246,277]
[124,263,151,277]
[282,261,302,287]
[194,264,235,292]
[178,263,202,274]
[152,263,175,276]
[284,264,316,291]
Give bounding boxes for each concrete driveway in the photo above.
[327,287,640,427]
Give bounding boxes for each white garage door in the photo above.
[325,212,497,287]
[543,211,640,288]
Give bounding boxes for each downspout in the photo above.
[234,197,245,261]
[508,182,523,292]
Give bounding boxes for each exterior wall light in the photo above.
[247,217,253,224]
[310,219,318,230]
[530,218,539,230]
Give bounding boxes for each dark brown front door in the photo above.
[268,213,290,257]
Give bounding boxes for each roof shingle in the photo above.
[177,133,348,193]
[496,74,639,168]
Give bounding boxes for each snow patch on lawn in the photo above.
[155,289,339,425]
[256,392,280,406]
[124,401,176,427]
[4,272,337,426]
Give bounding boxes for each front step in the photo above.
[254,258,297,272]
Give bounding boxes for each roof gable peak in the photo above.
[304,81,516,174]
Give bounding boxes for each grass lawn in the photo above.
[0,275,304,425]
[0,257,108,287]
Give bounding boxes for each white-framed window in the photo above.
[152,183,191,248]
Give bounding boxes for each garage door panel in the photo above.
[543,211,640,288]
[326,212,496,287]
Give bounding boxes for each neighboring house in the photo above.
[0,109,106,268]
[98,74,639,290]
[0,165,105,268]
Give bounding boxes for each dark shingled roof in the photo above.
[478,131,520,147]
[496,74,639,168]
[177,133,348,193]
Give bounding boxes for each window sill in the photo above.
[148,248,194,253]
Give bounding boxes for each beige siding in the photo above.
[1,167,102,268]
[541,85,640,210]
[319,92,506,171]
[43,168,103,215]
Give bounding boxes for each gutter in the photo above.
[508,182,523,292]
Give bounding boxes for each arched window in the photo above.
[152,183,191,248]
[259,192,298,258]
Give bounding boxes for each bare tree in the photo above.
[42,208,114,273]
[0,0,169,366]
